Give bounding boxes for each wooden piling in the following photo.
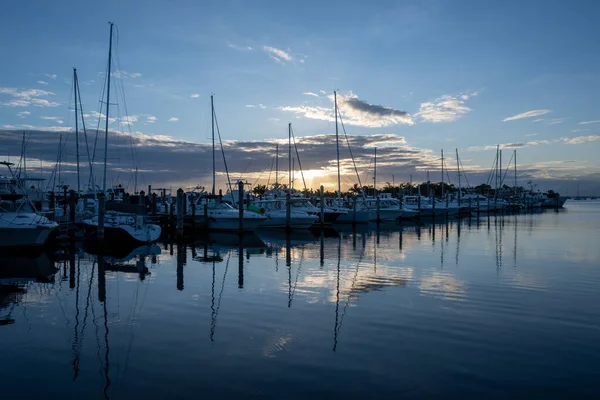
[151,193,157,216]
[319,185,325,228]
[238,181,244,234]
[286,191,291,231]
[176,188,184,239]
[98,193,105,242]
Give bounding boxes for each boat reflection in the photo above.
[0,251,57,326]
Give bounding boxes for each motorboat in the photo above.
[0,162,58,249]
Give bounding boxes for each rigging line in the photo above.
[91,54,110,188]
[459,157,471,188]
[501,152,514,187]
[290,125,307,190]
[338,109,364,191]
[212,107,233,194]
[266,153,275,187]
[75,72,94,191]
[251,164,270,187]
[486,153,498,187]
[210,252,231,341]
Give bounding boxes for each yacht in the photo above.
[250,198,318,229]
[403,195,445,218]
[193,196,267,232]
[0,162,59,249]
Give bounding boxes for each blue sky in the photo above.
[1,0,599,194]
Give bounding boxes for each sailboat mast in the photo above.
[211,94,215,196]
[499,149,502,188]
[373,147,377,197]
[514,149,517,195]
[102,22,114,193]
[275,144,279,188]
[288,123,292,190]
[74,68,80,194]
[456,148,461,204]
[441,149,444,199]
[334,91,341,198]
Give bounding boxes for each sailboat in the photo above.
[190,95,266,232]
[0,161,58,249]
[327,91,369,224]
[82,23,161,245]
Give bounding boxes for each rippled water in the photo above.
[1,201,600,398]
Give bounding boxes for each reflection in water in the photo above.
[1,206,598,398]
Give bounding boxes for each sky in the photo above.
[1,0,599,195]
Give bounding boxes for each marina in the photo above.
[1,201,599,398]
[2,1,600,398]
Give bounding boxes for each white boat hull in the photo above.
[259,211,318,230]
[367,208,404,221]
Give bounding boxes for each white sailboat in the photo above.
[82,23,161,245]
[0,161,58,249]
[191,95,266,232]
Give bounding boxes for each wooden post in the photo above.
[238,181,244,234]
[286,191,291,231]
[98,192,105,242]
[183,192,187,215]
[151,193,157,216]
[176,188,184,239]
[49,191,55,211]
[191,200,196,231]
[445,193,449,217]
[69,190,76,223]
[320,185,325,228]
[353,196,357,225]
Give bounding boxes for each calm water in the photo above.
[2,201,600,398]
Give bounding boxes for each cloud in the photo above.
[339,93,414,126]
[112,70,142,79]
[578,120,600,125]
[37,81,48,86]
[146,115,157,123]
[268,117,280,122]
[571,129,589,133]
[524,133,538,137]
[547,117,568,125]
[120,115,139,126]
[17,111,30,118]
[168,117,179,122]
[40,116,64,124]
[468,140,552,151]
[190,93,200,98]
[246,104,266,109]
[414,92,477,123]
[562,135,600,144]
[279,92,413,128]
[0,87,59,107]
[503,109,551,122]
[228,43,254,51]
[302,92,320,97]
[43,73,57,79]
[532,118,544,122]
[263,45,292,64]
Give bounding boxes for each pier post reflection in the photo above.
[238,238,244,289]
[177,243,185,291]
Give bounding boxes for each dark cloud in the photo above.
[344,97,408,118]
[0,129,596,195]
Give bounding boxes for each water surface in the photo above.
[1,201,599,398]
